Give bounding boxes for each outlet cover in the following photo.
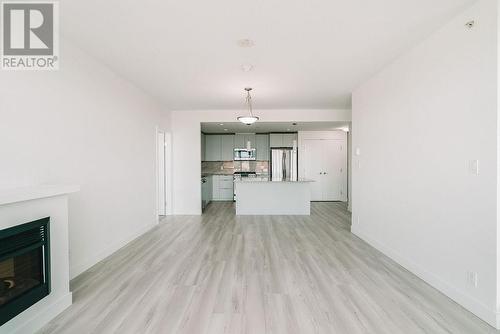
[466,271,478,288]
[469,160,479,175]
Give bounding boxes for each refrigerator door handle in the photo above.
[282,153,286,180]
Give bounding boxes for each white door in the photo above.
[157,132,166,215]
[303,139,324,201]
[322,139,347,201]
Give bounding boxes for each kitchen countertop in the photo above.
[201,173,234,177]
[202,173,270,177]
[234,178,314,183]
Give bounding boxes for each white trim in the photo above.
[352,225,499,329]
[164,132,173,215]
[70,222,156,279]
[154,127,160,222]
[3,293,72,334]
[156,130,166,216]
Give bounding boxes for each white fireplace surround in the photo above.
[0,185,79,334]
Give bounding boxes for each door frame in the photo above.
[156,128,172,220]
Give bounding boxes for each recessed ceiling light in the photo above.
[241,64,254,72]
[219,123,224,126]
[237,39,255,48]
[287,129,291,131]
[224,129,228,131]
[465,20,475,29]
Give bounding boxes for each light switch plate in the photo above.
[469,160,479,175]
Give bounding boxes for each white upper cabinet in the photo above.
[205,135,222,161]
[221,135,235,161]
[256,134,269,160]
[270,133,297,148]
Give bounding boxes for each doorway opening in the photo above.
[157,131,171,218]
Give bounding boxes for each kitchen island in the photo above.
[234,179,313,215]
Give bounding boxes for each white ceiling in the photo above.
[61,0,473,110]
[202,121,350,133]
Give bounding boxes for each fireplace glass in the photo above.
[0,217,50,326]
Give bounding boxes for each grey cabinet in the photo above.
[212,175,234,201]
[201,133,206,161]
[283,133,297,147]
[270,133,297,148]
[205,135,222,161]
[269,134,283,147]
[221,135,235,161]
[204,134,234,161]
[256,134,270,161]
[234,134,245,148]
[245,134,256,149]
[234,134,256,149]
[201,176,213,210]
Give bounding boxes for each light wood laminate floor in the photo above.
[39,202,497,334]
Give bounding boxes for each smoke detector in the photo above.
[237,39,255,48]
[241,64,254,72]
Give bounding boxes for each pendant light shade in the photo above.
[238,88,259,125]
[237,116,259,124]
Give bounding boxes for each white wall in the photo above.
[171,109,351,214]
[352,0,498,328]
[0,40,170,278]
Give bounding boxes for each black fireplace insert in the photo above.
[0,217,50,326]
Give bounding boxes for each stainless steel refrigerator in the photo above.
[271,148,298,181]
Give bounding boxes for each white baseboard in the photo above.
[351,225,499,329]
[70,222,157,279]
[3,293,72,334]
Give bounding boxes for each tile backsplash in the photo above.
[201,161,269,175]
[234,161,269,174]
[201,161,234,175]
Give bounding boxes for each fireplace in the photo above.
[0,217,50,326]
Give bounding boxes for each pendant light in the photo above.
[237,87,259,125]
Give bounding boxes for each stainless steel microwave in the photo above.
[234,148,256,161]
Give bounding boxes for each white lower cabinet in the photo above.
[212,175,234,201]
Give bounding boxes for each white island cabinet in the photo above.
[234,179,313,215]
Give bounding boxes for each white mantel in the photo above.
[0,185,79,334]
[0,185,80,207]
